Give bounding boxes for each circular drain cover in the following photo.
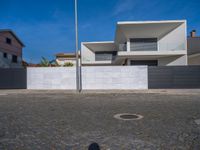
[114,113,143,121]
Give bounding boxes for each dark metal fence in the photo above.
[0,69,27,89]
[148,66,200,89]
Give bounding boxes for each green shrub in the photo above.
[63,62,74,67]
[40,57,50,67]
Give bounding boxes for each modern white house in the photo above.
[81,20,188,66]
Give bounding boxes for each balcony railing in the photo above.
[119,43,185,51]
[130,43,157,51]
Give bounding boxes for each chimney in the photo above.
[190,30,196,37]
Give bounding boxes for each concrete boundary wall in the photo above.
[82,66,148,89]
[27,66,148,90]
[2,66,199,90]
[27,68,76,89]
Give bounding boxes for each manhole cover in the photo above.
[114,113,143,121]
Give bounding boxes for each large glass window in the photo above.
[95,51,117,61]
[130,38,157,51]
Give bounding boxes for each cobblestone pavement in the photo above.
[0,90,200,149]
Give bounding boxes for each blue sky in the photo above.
[0,0,199,63]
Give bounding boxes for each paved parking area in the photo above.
[0,90,200,149]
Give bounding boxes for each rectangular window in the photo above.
[3,53,7,58]
[12,55,18,63]
[130,38,157,51]
[130,60,158,66]
[95,51,117,61]
[6,38,12,45]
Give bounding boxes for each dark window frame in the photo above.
[130,60,158,66]
[3,53,7,58]
[130,38,158,43]
[6,38,12,45]
[12,55,18,63]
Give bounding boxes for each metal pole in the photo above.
[75,0,80,92]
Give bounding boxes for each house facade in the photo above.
[81,20,188,66]
[188,30,200,65]
[0,29,25,68]
[56,53,78,66]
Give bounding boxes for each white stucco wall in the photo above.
[82,66,148,90]
[27,67,76,89]
[27,66,148,90]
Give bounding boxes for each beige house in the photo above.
[188,30,200,65]
[55,53,78,66]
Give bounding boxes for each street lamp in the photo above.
[75,0,80,92]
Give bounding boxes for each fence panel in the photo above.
[148,66,200,89]
[0,68,27,89]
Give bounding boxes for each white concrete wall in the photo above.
[158,55,187,66]
[158,23,187,51]
[27,67,76,89]
[82,66,148,90]
[27,66,148,90]
[81,44,95,63]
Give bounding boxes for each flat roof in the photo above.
[82,41,116,52]
[117,20,186,25]
[56,53,81,58]
[115,20,186,44]
[82,41,114,44]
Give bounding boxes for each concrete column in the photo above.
[127,59,131,66]
[127,39,131,52]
